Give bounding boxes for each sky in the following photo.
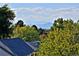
[0,3,79,29]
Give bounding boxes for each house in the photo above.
[0,38,39,56]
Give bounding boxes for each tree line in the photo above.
[0,4,45,42]
[35,18,79,56]
[1,4,79,56]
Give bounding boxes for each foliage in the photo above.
[32,25,38,31]
[35,18,79,56]
[15,20,24,27]
[1,4,79,56]
[0,4,15,38]
[51,18,64,30]
[11,26,40,41]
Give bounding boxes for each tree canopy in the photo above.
[11,25,40,41]
[0,4,15,38]
[16,20,24,27]
[35,18,79,56]
[1,4,79,56]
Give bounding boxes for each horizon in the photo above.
[0,3,79,29]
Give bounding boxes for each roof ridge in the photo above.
[0,46,14,56]
[0,38,21,40]
[26,42,37,51]
[0,41,15,55]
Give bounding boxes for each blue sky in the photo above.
[0,3,79,29]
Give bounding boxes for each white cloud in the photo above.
[13,7,79,28]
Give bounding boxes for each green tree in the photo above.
[16,20,24,27]
[11,26,40,41]
[51,18,64,30]
[0,4,15,38]
[35,19,79,56]
[32,25,38,31]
